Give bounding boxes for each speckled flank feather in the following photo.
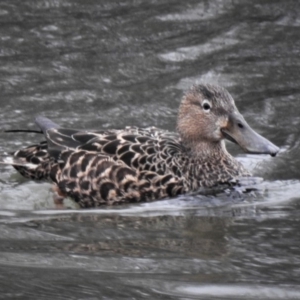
[48,128,187,207]
[6,83,275,208]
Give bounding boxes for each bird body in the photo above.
[2,84,279,208]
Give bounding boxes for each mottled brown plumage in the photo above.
[4,84,279,208]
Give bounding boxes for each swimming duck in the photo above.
[3,84,279,208]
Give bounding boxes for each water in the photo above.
[0,0,300,299]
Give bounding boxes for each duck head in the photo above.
[177,84,279,157]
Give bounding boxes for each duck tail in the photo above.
[0,154,38,169]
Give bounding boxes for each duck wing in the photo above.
[46,128,183,168]
[37,114,184,171]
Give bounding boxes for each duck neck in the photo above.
[186,140,231,161]
[181,140,249,189]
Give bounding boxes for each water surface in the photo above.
[0,0,300,299]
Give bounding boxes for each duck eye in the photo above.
[202,101,211,111]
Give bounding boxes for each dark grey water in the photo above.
[0,0,300,299]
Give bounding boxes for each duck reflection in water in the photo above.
[31,212,231,259]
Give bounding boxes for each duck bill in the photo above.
[221,112,279,157]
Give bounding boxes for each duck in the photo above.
[2,84,279,208]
